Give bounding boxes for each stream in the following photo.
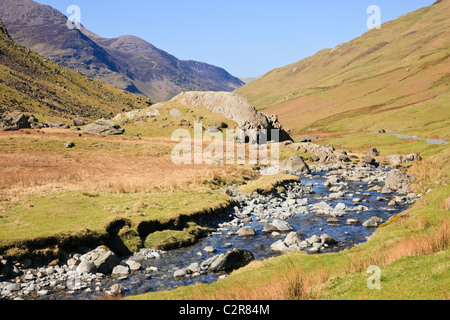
[23,163,416,300]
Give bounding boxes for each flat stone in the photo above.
[346,218,359,224]
[111,265,130,276]
[203,246,217,253]
[125,260,142,271]
[174,269,188,277]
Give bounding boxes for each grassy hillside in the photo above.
[237,0,450,139]
[0,18,154,121]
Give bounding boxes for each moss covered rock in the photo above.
[110,226,143,256]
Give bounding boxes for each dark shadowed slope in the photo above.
[0,17,154,120]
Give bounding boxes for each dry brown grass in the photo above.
[190,260,326,301]
[0,151,249,194]
[344,219,449,277]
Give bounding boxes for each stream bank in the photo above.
[0,162,420,300]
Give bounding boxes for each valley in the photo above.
[0,0,448,302]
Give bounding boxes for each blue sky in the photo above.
[35,0,435,77]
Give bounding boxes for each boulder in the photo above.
[361,156,379,167]
[174,268,188,277]
[270,240,291,252]
[46,120,69,128]
[64,142,75,149]
[306,235,321,245]
[112,265,130,276]
[268,219,293,232]
[236,226,257,237]
[72,118,85,126]
[367,147,380,157]
[381,169,415,194]
[0,113,34,131]
[109,284,124,296]
[327,217,340,224]
[312,201,333,211]
[296,143,339,164]
[284,232,303,247]
[320,234,338,245]
[279,156,311,174]
[263,223,279,233]
[76,260,97,274]
[202,248,254,272]
[186,263,201,273]
[203,246,217,253]
[125,260,142,271]
[83,119,124,135]
[80,246,120,274]
[362,219,378,228]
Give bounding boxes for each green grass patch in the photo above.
[144,222,214,251]
[320,132,448,157]
[238,173,300,195]
[0,188,230,246]
[324,250,449,300]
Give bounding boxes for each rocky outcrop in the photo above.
[83,119,124,135]
[0,113,35,131]
[292,142,350,164]
[113,104,162,123]
[171,91,292,143]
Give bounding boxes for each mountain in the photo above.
[0,17,154,120]
[0,0,244,101]
[237,0,450,138]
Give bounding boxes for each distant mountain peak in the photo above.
[0,0,244,101]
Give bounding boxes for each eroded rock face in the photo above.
[171,91,292,143]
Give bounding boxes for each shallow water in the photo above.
[41,167,412,300]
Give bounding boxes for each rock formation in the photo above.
[171,91,293,143]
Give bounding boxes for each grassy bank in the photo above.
[0,129,258,261]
